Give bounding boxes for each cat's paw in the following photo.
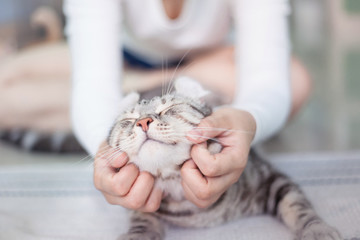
[299,222,342,240]
[117,232,162,240]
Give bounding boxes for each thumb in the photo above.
[187,112,226,143]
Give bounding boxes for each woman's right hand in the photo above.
[93,141,162,212]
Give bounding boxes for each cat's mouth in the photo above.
[139,135,177,149]
[140,136,167,148]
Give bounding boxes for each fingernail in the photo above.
[187,129,203,141]
[119,152,127,159]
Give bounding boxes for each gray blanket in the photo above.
[1,152,360,240]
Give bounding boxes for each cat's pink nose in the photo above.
[136,117,153,132]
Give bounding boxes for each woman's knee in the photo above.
[290,58,312,118]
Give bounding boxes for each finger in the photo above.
[125,172,155,209]
[191,143,245,177]
[110,152,128,168]
[101,172,157,210]
[181,179,222,209]
[187,112,229,143]
[94,152,118,191]
[181,159,208,185]
[139,187,163,212]
[207,171,243,195]
[95,161,139,196]
[95,141,128,169]
[94,148,122,175]
[181,160,242,201]
[181,159,208,194]
[112,163,139,196]
[101,148,128,169]
[102,191,124,205]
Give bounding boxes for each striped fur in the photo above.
[0,129,84,153]
[108,79,342,240]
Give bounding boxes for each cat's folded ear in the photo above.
[120,92,140,111]
[174,76,210,100]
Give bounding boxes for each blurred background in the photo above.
[0,0,360,167]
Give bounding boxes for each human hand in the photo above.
[93,141,162,212]
[181,107,256,208]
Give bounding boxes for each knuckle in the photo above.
[141,172,155,185]
[196,187,212,200]
[194,200,211,209]
[231,151,246,169]
[94,181,101,191]
[105,196,117,205]
[202,163,218,177]
[200,117,215,129]
[231,174,241,185]
[142,171,153,179]
[180,165,187,176]
[144,201,160,213]
[116,181,128,196]
[237,156,248,170]
[127,163,139,172]
[109,178,122,195]
[127,197,144,210]
[93,173,103,191]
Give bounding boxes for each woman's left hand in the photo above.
[181,107,256,208]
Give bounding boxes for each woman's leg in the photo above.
[0,43,310,132]
[289,57,312,118]
[123,46,312,119]
[0,42,71,131]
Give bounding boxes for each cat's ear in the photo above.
[120,92,140,110]
[174,76,210,99]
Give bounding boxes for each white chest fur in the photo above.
[156,170,184,201]
[129,141,191,201]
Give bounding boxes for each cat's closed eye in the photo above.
[160,106,178,116]
[120,119,136,128]
[159,103,184,116]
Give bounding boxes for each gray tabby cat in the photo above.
[0,130,83,152]
[108,78,341,240]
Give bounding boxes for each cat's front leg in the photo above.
[298,220,342,240]
[118,211,164,240]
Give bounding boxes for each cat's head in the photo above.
[108,77,212,175]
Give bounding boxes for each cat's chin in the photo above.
[130,140,191,176]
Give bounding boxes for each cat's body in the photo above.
[0,129,83,152]
[108,78,341,240]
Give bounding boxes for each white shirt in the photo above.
[64,0,291,155]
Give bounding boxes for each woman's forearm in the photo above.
[64,0,123,155]
[232,0,292,144]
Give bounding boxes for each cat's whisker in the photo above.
[193,127,255,135]
[167,48,192,95]
[70,154,94,167]
[103,150,124,168]
[175,60,197,79]
[68,144,114,168]
[93,144,127,161]
[164,57,169,96]
[185,134,223,143]
[161,132,221,144]
[162,54,165,97]
[86,161,94,170]
[70,156,94,170]
[96,150,127,175]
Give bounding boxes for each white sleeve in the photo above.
[64,0,123,155]
[231,0,292,144]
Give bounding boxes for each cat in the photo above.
[107,77,342,240]
[0,130,84,153]
[0,5,79,153]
